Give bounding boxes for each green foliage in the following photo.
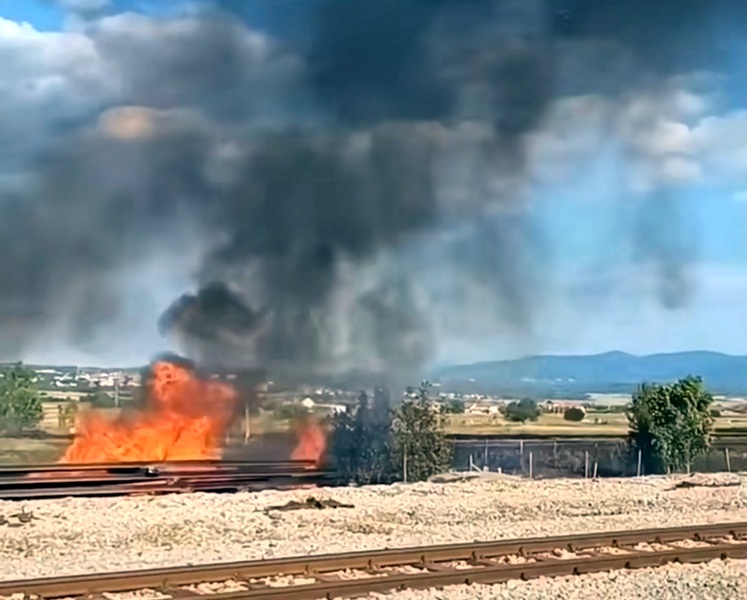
[440,399,466,414]
[563,407,586,422]
[328,389,393,484]
[504,398,540,423]
[84,391,116,408]
[709,408,721,418]
[329,383,452,484]
[273,402,310,421]
[627,376,714,474]
[391,382,453,482]
[0,364,43,433]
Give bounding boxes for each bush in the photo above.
[391,382,453,482]
[274,403,310,421]
[709,408,721,418]
[504,398,540,423]
[84,391,116,408]
[627,376,714,475]
[563,407,586,422]
[0,364,43,433]
[328,389,393,485]
[328,382,452,484]
[440,399,465,414]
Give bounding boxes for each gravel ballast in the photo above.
[364,558,747,599]
[0,473,745,593]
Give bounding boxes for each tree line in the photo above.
[0,362,721,480]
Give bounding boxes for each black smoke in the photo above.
[0,0,742,374]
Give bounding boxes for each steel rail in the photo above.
[0,460,334,500]
[0,473,335,499]
[1,522,745,599]
[0,459,317,474]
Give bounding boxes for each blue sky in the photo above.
[2,0,747,368]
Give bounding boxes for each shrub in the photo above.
[504,398,540,423]
[329,382,452,484]
[627,376,714,475]
[391,382,453,482]
[563,407,586,422]
[0,364,43,434]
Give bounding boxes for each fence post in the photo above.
[725,448,732,473]
[584,451,589,479]
[593,461,598,480]
[403,448,408,483]
[636,449,642,477]
[528,452,533,479]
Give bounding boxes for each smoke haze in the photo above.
[1,0,746,375]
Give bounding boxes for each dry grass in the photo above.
[0,437,68,465]
[442,411,747,437]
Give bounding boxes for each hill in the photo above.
[432,351,747,397]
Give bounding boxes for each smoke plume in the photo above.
[0,0,743,374]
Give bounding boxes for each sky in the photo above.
[1,0,747,370]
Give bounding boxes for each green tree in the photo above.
[84,391,116,408]
[273,402,310,422]
[504,398,540,423]
[440,399,466,414]
[0,364,43,433]
[329,383,453,484]
[563,407,586,422]
[328,390,393,484]
[627,376,714,475]
[391,381,453,482]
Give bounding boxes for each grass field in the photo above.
[2,404,747,465]
[0,436,69,465]
[441,411,747,437]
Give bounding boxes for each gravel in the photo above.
[362,559,747,599]
[0,472,745,593]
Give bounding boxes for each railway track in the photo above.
[1,522,745,599]
[0,460,336,500]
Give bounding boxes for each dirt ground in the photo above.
[0,436,68,464]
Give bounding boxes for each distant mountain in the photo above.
[431,351,747,397]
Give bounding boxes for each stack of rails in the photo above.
[0,460,336,500]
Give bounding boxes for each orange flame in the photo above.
[62,361,237,463]
[291,418,327,465]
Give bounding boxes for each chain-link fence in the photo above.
[450,438,747,478]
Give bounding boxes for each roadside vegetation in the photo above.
[0,364,43,434]
[0,359,744,477]
[627,376,715,474]
[328,382,452,484]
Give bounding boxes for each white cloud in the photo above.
[0,17,110,162]
[529,75,747,196]
[0,12,303,168]
[57,0,110,13]
[692,111,747,187]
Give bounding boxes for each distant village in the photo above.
[34,367,141,389]
[0,363,665,436]
[23,365,608,415]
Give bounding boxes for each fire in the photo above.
[291,418,327,465]
[62,361,237,463]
